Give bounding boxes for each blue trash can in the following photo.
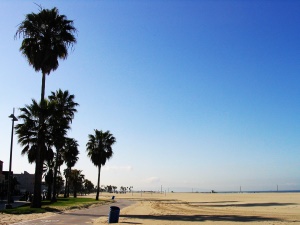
[108,206,120,223]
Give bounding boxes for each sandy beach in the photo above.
[95,192,300,224]
[0,211,55,225]
[1,192,299,224]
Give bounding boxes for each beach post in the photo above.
[5,108,18,209]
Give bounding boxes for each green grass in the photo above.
[1,197,111,215]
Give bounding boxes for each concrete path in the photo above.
[0,198,28,210]
[11,199,133,225]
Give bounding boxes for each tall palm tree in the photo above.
[15,7,77,102]
[62,138,79,198]
[86,130,116,200]
[48,89,78,202]
[15,7,76,208]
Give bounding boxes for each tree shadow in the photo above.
[162,201,240,205]
[128,198,178,202]
[54,198,70,202]
[60,212,102,217]
[121,214,280,222]
[121,222,142,224]
[189,201,239,204]
[43,207,63,212]
[189,202,297,207]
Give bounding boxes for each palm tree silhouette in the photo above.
[86,130,116,200]
[62,138,79,198]
[48,89,78,202]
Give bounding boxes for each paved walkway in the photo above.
[11,199,133,225]
[0,198,28,210]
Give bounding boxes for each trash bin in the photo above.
[108,206,120,223]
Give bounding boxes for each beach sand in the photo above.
[1,192,299,224]
[94,192,300,224]
[0,211,55,225]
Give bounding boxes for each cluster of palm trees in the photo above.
[14,6,116,208]
[66,169,94,198]
[102,185,118,193]
[15,5,77,208]
[101,185,133,194]
[15,89,79,202]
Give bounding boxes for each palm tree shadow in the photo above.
[189,202,297,207]
[121,222,142,224]
[120,214,280,222]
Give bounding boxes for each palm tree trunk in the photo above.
[64,170,68,198]
[52,150,59,202]
[67,181,70,197]
[96,165,101,200]
[65,167,71,198]
[46,178,52,200]
[73,178,77,198]
[31,73,46,208]
[67,174,70,197]
[67,167,71,197]
[64,178,67,198]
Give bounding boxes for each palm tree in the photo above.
[15,7,76,208]
[69,169,84,198]
[16,99,55,200]
[83,179,94,195]
[48,89,78,202]
[86,130,116,200]
[62,138,79,198]
[15,99,55,164]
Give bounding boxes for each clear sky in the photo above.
[1,0,299,192]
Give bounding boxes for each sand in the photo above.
[1,192,299,224]
[0,211,55,225]
[95,192,300,224]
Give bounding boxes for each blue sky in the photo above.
[0,0,299,192]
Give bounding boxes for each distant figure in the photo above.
[112,196,115,200]
[28,193,33,202]
[42,190,47,200]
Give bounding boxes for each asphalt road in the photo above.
[11,199,134,225]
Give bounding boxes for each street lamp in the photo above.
[5,108,18,209]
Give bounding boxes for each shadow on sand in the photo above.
[188,202,297,207]
[116,200,291,223]
[120,214,280,222]
[133,199,297,208]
